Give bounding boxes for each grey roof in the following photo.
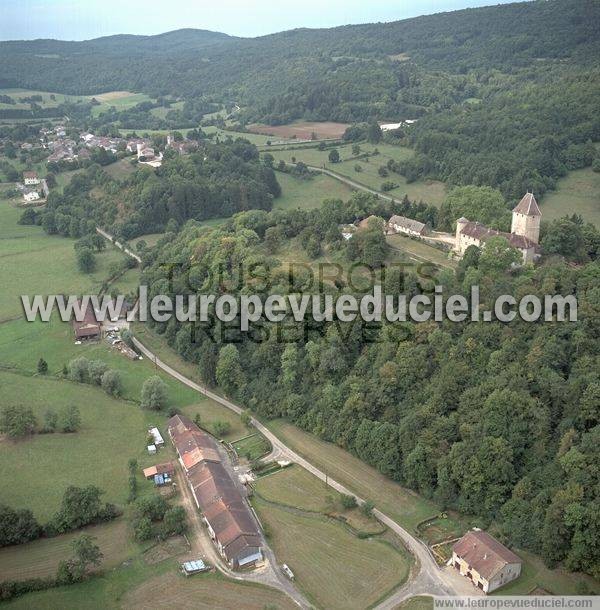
[388,215,426,233]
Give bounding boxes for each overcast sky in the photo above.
[1,0,519,41]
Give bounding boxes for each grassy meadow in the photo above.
[541,167,600,226]
[274,171,354,210]
[0,88,150,117]
[253,465,410,610]
[265,142,447,205]
[0,520,133,580]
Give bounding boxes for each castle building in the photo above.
[454,192,541,264]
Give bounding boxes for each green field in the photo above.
[541,167,600,227]
[0,370,166,519]
[265,420,444,534]
[204,125,289,146]
[0,198,129,320]
[253,466,410,610]
[0,520,133,580]
[274,171,353,210]
[3,556,295,610]
[265,142,447,206]
[0,88,150,117]
[386,233,456,270]
[232,433,270,461]
[102,158,138,180]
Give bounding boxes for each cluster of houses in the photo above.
[168,414,263,569]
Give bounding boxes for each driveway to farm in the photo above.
[100,228,472,607]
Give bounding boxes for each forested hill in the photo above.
[0,0,597,101]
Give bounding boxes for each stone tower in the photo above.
[511,192,541,244]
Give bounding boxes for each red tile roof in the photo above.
[453,530,521,580]
[460,221,536,250]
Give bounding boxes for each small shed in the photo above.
[147,444,157,455]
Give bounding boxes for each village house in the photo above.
[23,170,40,186]
[387,214,427,237]
[452,530,522,593]
[168,414,263,569]
[454,192,541,264]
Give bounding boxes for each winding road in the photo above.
[100,227,476,608]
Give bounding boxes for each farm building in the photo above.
[142,461,175,485]
[72,300,101,341]
[23,189,40,202]
[452,530,522,593]
[168,414,263,569]
[387,215,427,237]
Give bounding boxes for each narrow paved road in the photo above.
[132,336,469,606]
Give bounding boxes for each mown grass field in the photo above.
[122,570,296,610]
[265,420,461,534]
[265,142,447,205]
[2,555,295,610]
[0,520,133,580]
[255,500,407,610]
[0,196,127,320]
[203,125,283,145]
[541,167,600,226]
[274,171,353,210]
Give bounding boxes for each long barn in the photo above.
[167,414,263,569]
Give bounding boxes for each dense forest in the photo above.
[38,140,280,239]
[135,196,600,580]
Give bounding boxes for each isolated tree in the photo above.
[0,504,41,547]
[77,247,96,273]
[101,369,123,397]
[367,121,382,143]
[352,144,361,156]
[57,534,103,582]
[328,149,340,163]
[0,405,36,438]
[37,358,48,374]
[140,375,168,410]
[212,420,231,437]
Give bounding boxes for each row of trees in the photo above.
[0,485,119,548]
